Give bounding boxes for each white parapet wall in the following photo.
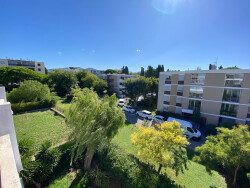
[0,134,22,188]
[0,87,23,172]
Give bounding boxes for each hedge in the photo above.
[11,101,52,113]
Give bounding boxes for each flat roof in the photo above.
[160,69,250,75]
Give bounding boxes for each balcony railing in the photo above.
[164,101,170,105]
[177,92,183,96]
[176,103,182,107]
[165,81,171,84]
[164,91,170,95]
[178,81,184,85]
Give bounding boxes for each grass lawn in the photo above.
[112,124,227,188]
[14,110,71,152]
[47,171,77,188]
[54,99,71,114]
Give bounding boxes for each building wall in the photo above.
[0,87,23,172]
[158,70,250,125]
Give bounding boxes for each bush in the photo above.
[206,124,217,135]
[7,80,52,104]
[11,101,52,113]
[158,111,182,120]
[77,176,89,188]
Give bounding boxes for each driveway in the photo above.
[124,111,205,151]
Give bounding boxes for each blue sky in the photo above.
[1,0,250,72]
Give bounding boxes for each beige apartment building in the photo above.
[107,74,136,98]
[0,58,45,74]
[157,69,250,125]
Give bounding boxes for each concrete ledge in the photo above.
[0,134,22,188]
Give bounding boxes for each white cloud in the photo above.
[57,51,62,55]
[136,49,141,52]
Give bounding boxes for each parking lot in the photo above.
[124,111,206,150]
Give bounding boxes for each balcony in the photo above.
[164,101,170,105]
[178,81,184,85]
[176,103,182,107]
[165,81,171,84]
[164,91,170,95]
[177,92,183,96]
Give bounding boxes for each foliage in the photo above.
[191,108,201,125]
[224,66,240,69]
[48,69,77,96]
[89,167,110,187]
[104,69,120,74]
[98,145,181,188]
[77,176,89,188]
[145,66,154,78]
[66,88,125,171]
[156,111,182,120]
[131,121,189,174]
[8,80,53,104]
[124,76,158,106]
[20,141,61,185]
[11,101,49,113]
[206,124,217,135]
[140,67,144,76]
[195,125,250,185]
[76,70,107,94]
[219,65,223,69]
[155,64,164,78]
[121,66,129,74]
[0,66,47,89]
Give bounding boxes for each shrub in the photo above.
[77,176,89,188]
[7,80,52,104]
[11,101,51,113]
[206,124,217,135]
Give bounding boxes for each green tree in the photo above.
[191,108,201,126]
[66,88,125,171]
[0,66,47,89]
[48,69,77,96]
[140,67,144,76]
[131,121,189,174]
[145,66,154,78]
[7,80,52,104]
[155,64,164,78]
[225,66,240,69]
[195,125,250,185]
[94,79,108,95]
[104,69,120,74]
[219,65,223,69]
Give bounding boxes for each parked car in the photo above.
[123,105,135,113]
[167,117,201,141]
[153,115,166,124]
[117,99,125,107]
[136,110,153,120]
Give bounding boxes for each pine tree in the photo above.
[140,67,144,76]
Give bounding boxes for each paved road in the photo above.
[124,111,206,150]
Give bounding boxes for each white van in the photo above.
[167,117,201,141]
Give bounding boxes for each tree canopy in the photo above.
[104,69,120,74]
[48,69,77,97]
[0,66,47,88]
[121,66,129,74]
[66,88,125,171]
[131,121,189,174]
[195,125,250,185]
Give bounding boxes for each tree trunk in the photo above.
[158,164,162,174]
[233,165,240,186]
[84,146,95,171]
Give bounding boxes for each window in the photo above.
[0,61,5,64]
[164,95,170,102]
[225,74,244,87]
[38,68,41,71]
[38,63,41,66]
[189,86,203,99]
[190,73,205,85]
[177,85,183,92]
[188,100,201,110]
[165,85,171,91]
[222,89,240,103]
[163,105,169,111]
[176,97,182,104]
[187,127,194,133]
[219,117,236,125]
[220,103,238,117]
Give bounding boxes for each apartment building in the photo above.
[157,69,250,125]
[107,74,136,98]
[0,58,45,74]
